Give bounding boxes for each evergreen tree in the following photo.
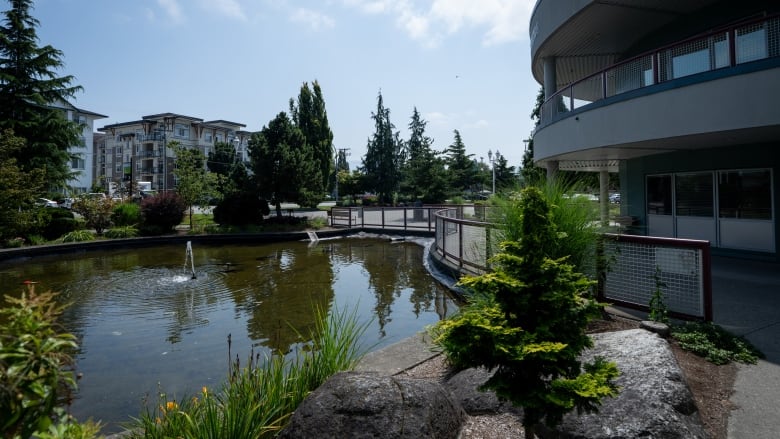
[0,0,83,188]
[290,80,333,196]
[445,130,477,196]
[361,92,402,204]
[401,107,447,203]
[207,140,248,195]
[0,129,44,241]
[522,87,548,186]
[493,152,517,192]
[248,112,318,216]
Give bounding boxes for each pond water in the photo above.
[0,236,460,433]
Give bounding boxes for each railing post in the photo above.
[403,208,407,230]
[458,223,464,269]
[381,208,385,228]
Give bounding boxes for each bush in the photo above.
[104,226,139,239]
[213,192,270,226]
[72,197,114,235]
[111,203,141,227]
[672,322,764,365]
[141,192,186,233]
[41,208,78,241]
[60,230,94,243]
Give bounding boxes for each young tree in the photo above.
[0,0,83,188]
[0,129,44,241]
[432,186,619,438]
[207,140,248,195]
[172,142,220,229]
[290,80,334,196]
[401,108,447,203]
[445,130,478,196]
[361,92,402,204]
[71,196,114,236]
[249,112,318,216]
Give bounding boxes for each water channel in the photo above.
[0,236,461,433]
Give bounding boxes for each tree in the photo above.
[290,80,334,196]
[400,108,447,203]
[431,186,619,438]
[71,196,114,235]
[0,129,44,242]
[337,169,365,205]
[361,92,402,204]
[172,142,220,229]
[493,152,517,192]
[249,112,318,216]
[0,0,83,188]
[207,140,248,195]
[444,130,478,195]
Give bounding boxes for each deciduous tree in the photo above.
[172,142,220,229]
[290,80,333,196]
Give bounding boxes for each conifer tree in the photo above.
[445,130,478,195]
[401,107,447,203]
[361,92,402,204]
[0,0,83,188]
[432,186,619,438]
[290,80,333,196]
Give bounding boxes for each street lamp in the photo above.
[488,149,499,194]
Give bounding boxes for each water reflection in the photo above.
[0,237,459,433]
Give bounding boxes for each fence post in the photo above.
[403,208,407,230]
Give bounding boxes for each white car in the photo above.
[36,197,59,208]
[59,197,75,209]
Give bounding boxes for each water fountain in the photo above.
[184,241,196,279]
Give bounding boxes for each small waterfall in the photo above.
[306,231,319,248]
[184,241,196,279]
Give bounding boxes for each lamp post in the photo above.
[488,149,499,194]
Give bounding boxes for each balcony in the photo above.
[533,14,780,164]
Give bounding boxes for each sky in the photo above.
[32,0,540,170]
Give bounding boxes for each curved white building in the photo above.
[530,0,780,258]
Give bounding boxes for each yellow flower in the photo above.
[155,417,161,424]
[191,396,199,404]
[166,401,178,411]
[202,386,208,395]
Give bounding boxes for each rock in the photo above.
[446,367,521,417]
[279,371,465,439]
[641,320,671,337]
[537,329,707,439]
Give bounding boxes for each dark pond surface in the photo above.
[0,236,460,433]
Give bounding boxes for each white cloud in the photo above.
[157,0,185,24]
[465,119,489,129]
[342,0,533,47]
[199,0,247,21]
[290,8,336,31]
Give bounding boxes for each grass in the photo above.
[127,305,370,438]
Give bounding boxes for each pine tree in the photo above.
[361,92,402,204]
[445,130,477,195]
[401,107,447,203]
[0,0,83,188]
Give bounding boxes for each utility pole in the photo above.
[488,149,499,194]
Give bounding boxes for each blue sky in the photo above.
[33,0,539,169]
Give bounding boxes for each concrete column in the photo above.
[546,161,559,181]
[599,170,609,226]
[543,57,557,98]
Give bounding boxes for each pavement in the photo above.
[356,254,780,439]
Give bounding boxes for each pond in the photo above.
[0,236,461,433]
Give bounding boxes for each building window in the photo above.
[675,172,713,217]
[71,157,85,170]
[205,133,212,143]
[175,123,189,139]
[647,175,672,215]
[718,169,772,220]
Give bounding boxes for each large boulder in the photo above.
[536,329,707,438]
[279,371,465,439]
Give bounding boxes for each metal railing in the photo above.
[541,14,780,126]
[429,209,712,321]
[330,206,441,232]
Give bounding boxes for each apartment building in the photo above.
[48,100,108,194]
[530,0,780,259]
[98,113,251,195]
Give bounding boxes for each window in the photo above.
[718,169,772,219]
[175,123,190,139]
[205,133,213,143]
[647,175,672,215]
[71,157,85,170]
[675,172,713,217]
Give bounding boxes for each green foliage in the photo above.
[0,130,45,242]
[431,186,618,434]
[648,267,670,324]
[291,80,333,195]
[104,226,138,239]
[0,0,84,188]
[26,234,46,246]
[60,230,94,243]
[213,192,270,226]
[129,305,368,438]
[111,203,141,227]
[400,108,448,203]
[40,208,78,241]
[172,142,221,229]
[307,216,328,230]
[361,92,402,204]
[72,197,114,235]
[34,408,102,439]
[672,322,764,365]
[0,286,78,439]
[444,130,478,195]
[140,192,186,233]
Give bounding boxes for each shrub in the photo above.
[0,285,78,438]
[111,203,141,227]
[672,322,764,365]
[141,192,186,233]
[72,197,114,235]
[104,226,139,239]
[26,234,46,246]
[430,186,618,438]
[41,208,78,241]
[60,230,94,243]
[213,192,270,226]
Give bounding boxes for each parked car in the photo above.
[59,197,75,209]
[609,193,621,204]
[36,197,59,208]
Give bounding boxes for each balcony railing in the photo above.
[541,14,780,126]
